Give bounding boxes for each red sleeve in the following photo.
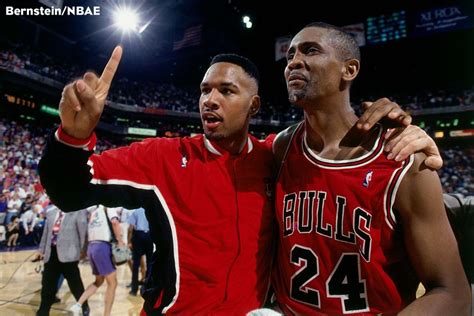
[89,138,161,186]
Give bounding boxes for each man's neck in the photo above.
[302,94,371,160]
[212,134,248,155]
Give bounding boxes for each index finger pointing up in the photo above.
[100,45,123,86]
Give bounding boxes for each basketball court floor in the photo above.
[0,249,143,315]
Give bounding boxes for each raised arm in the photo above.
[395,153,470,315]
[39,47,157,213]
[60,46,122,139]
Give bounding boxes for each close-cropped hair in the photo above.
[210,53,260,86]
[305,21,361,62]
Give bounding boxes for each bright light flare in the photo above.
[113,7,139,32]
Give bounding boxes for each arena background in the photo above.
[0,0,472,314]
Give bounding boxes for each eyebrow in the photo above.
[287,41,324,56]
[200,82,239,90]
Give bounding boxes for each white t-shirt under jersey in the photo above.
[87,205,119,242]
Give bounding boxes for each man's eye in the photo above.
[287,53,294,61]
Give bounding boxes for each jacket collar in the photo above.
[203,135,253,156]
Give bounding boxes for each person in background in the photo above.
[127,207,153,296]
[70,205,124,316]
[35,205,89,316]
[20,203,41,245]
[6,215,20,247]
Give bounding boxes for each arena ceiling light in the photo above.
[242,15,252,29]
[113,7,139,32]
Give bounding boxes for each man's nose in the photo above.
[203,89,220,110]
[287,51,305,70]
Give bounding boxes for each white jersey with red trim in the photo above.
[40,131,276,315]
[272,123,418,315]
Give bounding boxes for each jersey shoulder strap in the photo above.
[272,122,303,177]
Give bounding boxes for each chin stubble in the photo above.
[288,90,306,104]
[204,131,225,141]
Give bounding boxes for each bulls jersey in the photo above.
[272,123,418,315]
[40,128,276,315]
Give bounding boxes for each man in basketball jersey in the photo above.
[272,22,471,315]
[39,46,444,314]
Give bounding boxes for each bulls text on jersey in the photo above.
[282,190,372,262]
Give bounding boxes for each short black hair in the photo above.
[304,22,360,62]
[210,53,260,85]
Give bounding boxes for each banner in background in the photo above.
[413,5,474,36]
[275,35,291,61]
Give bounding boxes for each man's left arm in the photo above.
[395,153,471,315]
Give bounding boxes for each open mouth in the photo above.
[202,113,223,129]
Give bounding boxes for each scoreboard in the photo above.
[366,11,408,44]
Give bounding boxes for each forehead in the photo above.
[202,62,246,84]
[290,27,331,48]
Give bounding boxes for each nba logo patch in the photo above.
[181,156,188,168]
[363,170,373,188]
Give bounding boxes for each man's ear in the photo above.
[250,95,261,116]
[342,58,360,82]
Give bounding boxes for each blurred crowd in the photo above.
[0,120,49,247]
[1,45,473,124]
[0,44,82,85]
[440,147,474,198]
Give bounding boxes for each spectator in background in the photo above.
[115,207,145,284]
[127,207,153,296]
[35,206,89,316]
[20,203,41,245]
[6,215,20,248]
[20,194,35,213]
[70,206,124,316]
[6,192,21,224]
[0,191,7,224]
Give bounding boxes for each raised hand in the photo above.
[356,98,412,131]
[59,46,123,139]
